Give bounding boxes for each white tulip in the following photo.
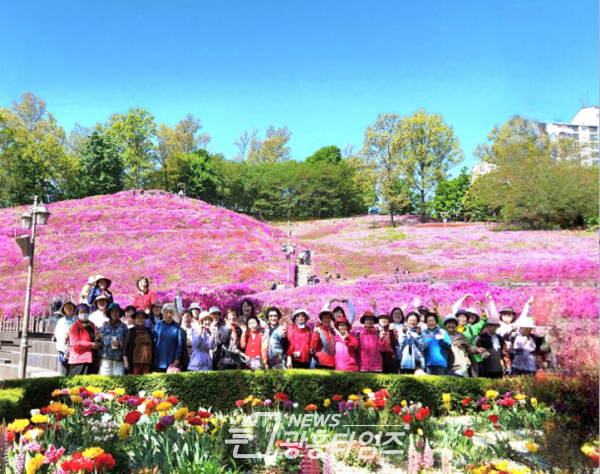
[30,409,40,417]
[139,391,146,398]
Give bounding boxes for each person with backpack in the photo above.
[397,312,427,374]
[311,309,337,370]
[477,316,512,378]
[333,316,359,372]
[422,313,452,375]
[286,309,312,369]
[443,315,480,377]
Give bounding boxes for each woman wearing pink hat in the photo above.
[356,311,389,373]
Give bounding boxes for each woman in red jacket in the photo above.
[133,277,157,314]
[357,311,388,373]
[68,304,101,375]
[311,309,336,369]
[240,315,264,370]
[286,309,312,369]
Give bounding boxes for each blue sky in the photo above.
[1,0,598,174]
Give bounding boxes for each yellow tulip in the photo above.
[348,395,360,402]
[174,407,189,422]
[401,400,408,407]
[30,414,48,424]
[7,419,30,433]
[515,394,527,401]
[114,388,126,396]
[442,393,451,403]
[418,429,424,436]
[323,399,331,407]
[27,454,45,474]
[530,398,538,408]
[70,395,83,404]
[82,447,104,459]
[197,426,204,435]
[119,423,132,440]
[363,388,372,395]
[69,388,80,396]
[525,441,538,453]
[486,390,499,400]
[152,390,165,400]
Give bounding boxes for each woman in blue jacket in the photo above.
[152,303,182,372]
[397,312,427,374]
[422,312,451,375]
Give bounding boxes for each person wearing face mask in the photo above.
[422,313,451,375]
[188,311,218,372]
[98,303,128,376]
[443,315,481,377]
[263,307,288,369]
[240,314,264,370]
[54,301,77,375]
[123,311,154,375]
[397,312,427,374]
[310,309,337,370]
[133,277,157,314]
[357,311,388,373]
[333,316,359,371]
[87,275,114,306]
[477,316,512,378]
[68,304,101,375]
[286,309,312,369]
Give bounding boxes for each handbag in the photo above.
[248,357,263,370]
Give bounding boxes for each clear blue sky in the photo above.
[1,0,598,173]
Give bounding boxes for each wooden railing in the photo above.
[0,316,56,334]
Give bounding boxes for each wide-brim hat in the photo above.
[52,311,62,318]
[86,275,95,285]
[208,306,222,315]
[93,294,110,307]
[318,309,334,321]
[487,316,501,326]
[455,309,470,319]
[292,308,310,322]
[444,315,459,326]
[198,311,213,322]
[161,303,176,315]
[188,303,203,312]
[134,310,149,319]
[377,313,392,321]
[107,302,124,317]
[517,316,536,329]
[465,307,481,325]
[94,275,112,289]
[360,311,379,324]
[417,305,429,313]
[58,301,75,317]
[500,306,516,316]
[334,316,352,331]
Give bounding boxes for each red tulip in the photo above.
[402,414,412,424]
[493,424,501,430]
[415,412,424,421]
[462,398,472,405]
[124,411,141,425]
[488,415,499,423]
[481,404,492,410]
[464,429,474,438]
[392,406,401,415]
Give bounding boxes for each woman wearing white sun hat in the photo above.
[188,311,217,372]
[509,316,540,376]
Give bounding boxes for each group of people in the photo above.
[52,275,545,378]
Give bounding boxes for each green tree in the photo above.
[78,131,124,197]
[178,149,220,202]
[0,93,76,205]
[394,110,464,222]
[360,113,410,227]
[102,108,157,189]
[432,167,471,219]
[247,126,292,163]
[305,145,342,165]
[472,116,599,228]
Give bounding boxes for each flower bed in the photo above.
[3,380,599,473]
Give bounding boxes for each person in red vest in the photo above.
[311,309,336,369]
[240,314,264,370]
[286,309,312,369]
[133,277,157,314]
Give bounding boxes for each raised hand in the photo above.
[527,295,534,305]
[485,291,492,301]
[416,326,422,335]
[431,299,439,313]
[412,297,421,309]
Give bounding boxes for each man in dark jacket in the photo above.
[477,316,512,378]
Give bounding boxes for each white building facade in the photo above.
[544,106,599,166]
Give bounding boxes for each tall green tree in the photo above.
[394,110,464,222]
[247,126,292,163]
[305,145,342,165]
[178,149,220,202]
[78,131,124,197]
[101,108,157,189]
[432,166,471,219]
[360,113,410,227]
[472,116,598,228]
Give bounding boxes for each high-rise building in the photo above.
[544,106,599,166]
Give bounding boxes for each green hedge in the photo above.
[0,371,517,422]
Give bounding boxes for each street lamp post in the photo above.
[16,196,50,379]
